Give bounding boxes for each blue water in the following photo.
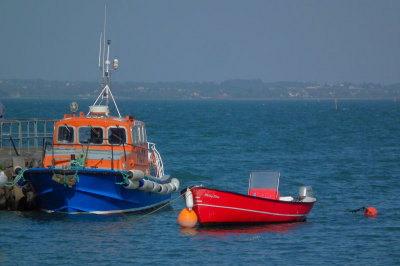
[1,99,399,265]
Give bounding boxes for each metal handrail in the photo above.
[0,119,58,154]
[147,142,164,178]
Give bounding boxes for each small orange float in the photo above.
[364,207,377,216]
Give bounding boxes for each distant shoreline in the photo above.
[1,79,399,100]
[1,97,397,101]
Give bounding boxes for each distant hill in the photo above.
[1,79,399,100]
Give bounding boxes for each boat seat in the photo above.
[279,196,294,202]
[249,188,280,200]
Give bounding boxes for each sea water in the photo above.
[0,99,399,265]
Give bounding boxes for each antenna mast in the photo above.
[98,32,102,70]
[102,4,107,79]
[88,4,121,118]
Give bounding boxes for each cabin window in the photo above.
[131,127,139,144]
[131,125,147,144]
[57,125,74,143]
[137,127,142,144]
[78,127,104,144]
[108,127,127,145]
[141,126,147,143]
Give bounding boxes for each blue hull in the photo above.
[24,168,172,214]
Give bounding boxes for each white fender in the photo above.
[123,179,139,189]
[138,179,173,194]
[170,178,180,192]
[166,182,175,193]
[128,170,144,181]
[157,184,171,195]
[152,182,162,193]
[138,179,154,192]
[13,166,22,175]
[0,171,7,188]
[185,188,194,210]
[140,179,162,193]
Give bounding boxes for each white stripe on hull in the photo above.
[196,203,306,217]
[41,198,171,214]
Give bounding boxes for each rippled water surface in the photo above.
[1,99,399,265]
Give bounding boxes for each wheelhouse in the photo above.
[44,112,151,172]
[53,113,147,148]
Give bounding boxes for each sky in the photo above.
[1,0,400,84]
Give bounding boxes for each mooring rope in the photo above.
[115,170,130,185]
[91,192,185,234]
[4,169,26,187]
[316,201,377,216]
[134,192,185,222]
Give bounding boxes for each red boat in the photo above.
[182,171,316,225]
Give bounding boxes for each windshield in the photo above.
[248,171,280,192]
[108,127,127,145]
[79,127,103,144]
[57,125,74,143]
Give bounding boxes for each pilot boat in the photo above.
[20,38,179,214]
[182,171,315,225]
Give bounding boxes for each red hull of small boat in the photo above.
[190,187,315,225]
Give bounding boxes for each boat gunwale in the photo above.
[181,186,316,205]
[25,168,172,183]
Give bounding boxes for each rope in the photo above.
[5,169,27,187]
[91,193,185,234]
[316,201,370,213]
[115,170,130,185]
[134,192,184,222]
[143,175,163,183]
[70,152,86,169]
[349,207,367,213]
[115,170,166,186]
[50,152,85,187]
[51,171,79,188]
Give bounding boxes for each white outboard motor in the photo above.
[298,186,315,202]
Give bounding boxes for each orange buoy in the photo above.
[177,208,198,228]
[364,207,377,216]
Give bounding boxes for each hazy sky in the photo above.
[1,0,400,84]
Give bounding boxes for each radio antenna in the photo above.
[98,32,102,70]
[102,4,107,79]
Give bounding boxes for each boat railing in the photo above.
[148,142,164,178]
[0,119,58,155]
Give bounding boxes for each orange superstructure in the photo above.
[43,110,155,176]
